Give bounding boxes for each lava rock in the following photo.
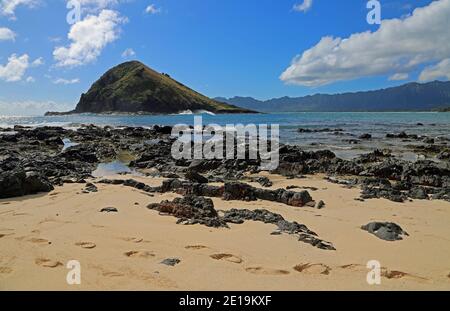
[0,169,54,199]
[359,133,372,140]
[437,150,450,161]
[100,207,118,213]
[185,171,208,184]
[160,258,181,266]
[408,186,429,200]
[222,209,335,250]
[250,176,273,187]
[361,222,409,241]
[148,195,227,228]
[316,200,326,209]
[84,182,98,193]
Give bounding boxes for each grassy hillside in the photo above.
[70,61,254,114]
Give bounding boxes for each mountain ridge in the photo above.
[215,81,450,112]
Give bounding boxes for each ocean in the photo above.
[1,112,449,160]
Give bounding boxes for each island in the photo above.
[45,61,255,115]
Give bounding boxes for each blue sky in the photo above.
[0,0,448,115]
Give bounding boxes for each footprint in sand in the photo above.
[102,271,125,277]
[35,258,63,268]
[210,253,243,264]
[293,263,331,275]
[381,268,427,281]
[339,264,367,272]
[339,264,427,282]
[0,267,13,274]
[13,212,30,216]
[75,242,97,249]
[245,267,290,276]
[381,269,408,279]
[121,237,144,243]
[28,238,51,245]
[185,245,208,250]
[124,251,155,259]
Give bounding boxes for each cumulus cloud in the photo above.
[389,73,409,81]
[293,0,313,13]
[0,0,38,19]
[0,27,16,41]
[73,0,118,14]
[53,77,80,85]
[145,4,161,14]
[25,76,35,82]
[121,48,135,58]
[0,53,29,82]
[31,57,44,67]
[0,100,74,116]
[53,9,126,68]
[419,58,450,82]
[281,0,450,86]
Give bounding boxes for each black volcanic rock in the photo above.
[47,61,254,115]
[0,169,54,199]
[362,222,409,241]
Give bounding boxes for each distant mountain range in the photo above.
[215,81,450,112]
[46,61,254,116]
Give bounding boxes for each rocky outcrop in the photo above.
[147,196,335,250]
[361,222,409,241]
[1,125,449,203]
[148,195,226,228]
[0,169,54,199]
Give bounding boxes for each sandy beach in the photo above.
[1,173,449,291]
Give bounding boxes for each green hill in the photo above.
[46,61,254,115]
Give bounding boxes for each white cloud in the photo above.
[419,58,450,82]
[389,73,409,81]
[0,100,74,116]
[53,77,80,85]
[31,57,44,67]
[48,36,62,43]
[145,4,161,14]
[121,47,135,58]
[71,0,127,14]
[74,0,120,12]
[0,27,16,41]
[53,9,126,68]
[77,0,118,8]
[0,0,38,19]
[25,76,35,82]
[0,53,29,82]
[281,0,450,86]
[293,0,313,13]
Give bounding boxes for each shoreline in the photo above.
[0,124,449,290]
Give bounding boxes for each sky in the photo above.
[0,0,449,115]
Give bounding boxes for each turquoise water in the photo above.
[1,112,449,159]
